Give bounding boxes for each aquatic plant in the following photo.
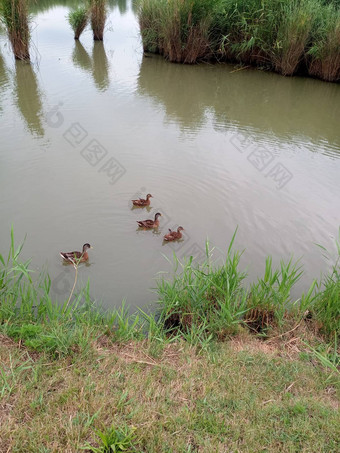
[270,0,316,76]
[138,0,219,63]
[1,0,30,61]
[68,6,89,40]
[307,4,340,81]
[138,0,340,81]
[90,0,107,41]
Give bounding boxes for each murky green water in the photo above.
[1,0,340,308]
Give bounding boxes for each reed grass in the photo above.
[157,232,339,345]
[68,6,89,40]
[1,0,30,61]
[90,0,107,41]
[307,3,340,81]
[0,227,339,355]
[138,0,340,82]
[138,0,219,63]
[271,0,316,76]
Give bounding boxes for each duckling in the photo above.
[60,243,92,263]
[164,227,184,241]
[132,193,153,207]
[137,212,162,229]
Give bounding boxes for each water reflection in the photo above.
[32,0,129,15]
[30,0,80,14]
[0,52,9,114]
[92,41,110,91]
[109,0,128,14]
[14,61,44,136]
[72,40,110,91]
[72,40,92,73]
[138,56,340,152]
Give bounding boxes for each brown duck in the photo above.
[132,193,153,207]
[60,243,92,263]
[164,227,184,241]
[137,212,162,229]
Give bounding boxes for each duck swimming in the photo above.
[137,212,162,229]
[60,243,92,263]
[164,227,184,241]
[132,193,153,207]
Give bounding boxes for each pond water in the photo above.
[1,0,340,309]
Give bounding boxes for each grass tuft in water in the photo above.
[307,3,340,82]
[90,0,107,41]
[68,6,89,40]
[0,0,30,61]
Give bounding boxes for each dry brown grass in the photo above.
[90,0,107,41]
[308,23,340,82]
[163,17,211,64]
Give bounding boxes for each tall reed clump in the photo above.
[307,4,340,82]
[1,0,30,61]
[68,6,89,40]
[216,0,273,65]
[138,0,166,54]
[138,0,340,81]
[138,0,222,63]
[217,0,317,75]
[270,0,316,76]
[90,0,107,41]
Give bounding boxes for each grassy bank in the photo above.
[1,335,339,452]
[137,0,340,82]
[0,230,339,451]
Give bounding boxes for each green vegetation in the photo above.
[0,0,30,60]
[158,231,339,344]
[90,0,107,41]
[138,0,340,82]
[1,227,339,352]
[84,423,136,452]
[0,228,339,450]
[308,2,340,81]
[68,6,89,40]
